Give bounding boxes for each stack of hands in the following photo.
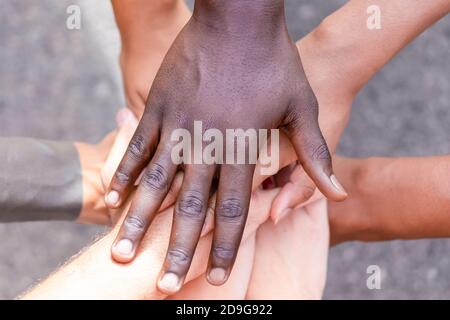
[71,106,330,299]
[22,0,450,299]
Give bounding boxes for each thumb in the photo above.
[284,102,347,202]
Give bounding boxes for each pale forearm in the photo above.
[23,211,193,300]
[305,0,450,96]
[112,0,190,51]
[22,230,167,300]
[22,189,278,299]
[112,0,191,115]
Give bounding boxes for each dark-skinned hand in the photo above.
[106,0,347,294]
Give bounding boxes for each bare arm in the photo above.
[272,0,450,220]
[21,188,278,300]
[111,0,190,115]
[330,155,450,244]
[305,0,450,97]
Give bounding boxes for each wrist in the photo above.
[116,0,190,52]
[298,22,358,102]
[328,158,378,245]
[192,0,287,37]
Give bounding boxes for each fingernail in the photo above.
[114,239,133,256]
[330,174,348,195]
[158,272,181,294]
[207,268,227,285]
[275,208,292,224]
[105,190,120,207]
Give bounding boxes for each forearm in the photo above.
[112,0,190,115]
[22,227,168,299]
[193,0,286,34]
[288,0,449,159]
[22,189,278,299]
[0,138,82,222]
[112,0,190,51]
[330,156,450,243]
[305,0,450,96]
[23,205,189,299]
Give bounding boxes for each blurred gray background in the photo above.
[0,0,448,299]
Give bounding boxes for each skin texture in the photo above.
[330,156,450,244]
[270,0,450,221]
[106,0,450,294]
[112,0,192,115]
[247,199,329,299]
[19,114,328,299]
[107,0,347,292]
[112,0,450,228]
[21,187,281,300]
[170,200,329,300]
[23,136,450,300]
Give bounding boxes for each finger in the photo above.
[101,109,139,188]
[111,171,183,228]
[159,171,184,212]
[157,164,215,294]
[105,110,161,208]
[94,188,278,300]
[271,163,318,223]
[189,188,281,286]
[183,189,279,290]
[168,234,256,300]
[253,130,295,188]
[207,164,255,286]
[111,144,177,263]
[247,199,329,300]
[285,103,347,201]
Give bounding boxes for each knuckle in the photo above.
[311,143,331,162]
[124,215,147,232]
[177,191,205,218]
[142,163,169,192]
[167,247,191,267]
[285,108,305,134]
[213,245,235,262]
[217,198,244,219]
[127,134,147,160]
[114,166,131,184]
